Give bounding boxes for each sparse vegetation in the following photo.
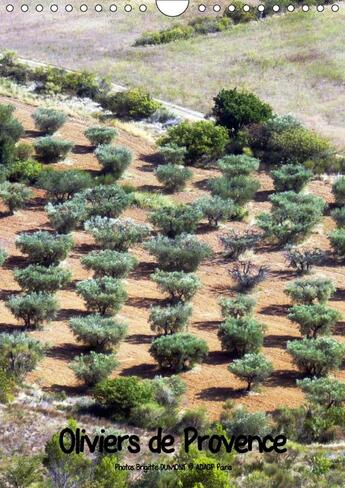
[230,261,268,291]
[285,246,325,274]
[220,230,261,259]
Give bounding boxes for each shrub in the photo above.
[37,169,93,203]
[209,175,260,204]
[70,351,118,386]
[76,277,127,315]
[271,164,313,192]
[288,304,341,338]
[159,143,186,165]
[0,181,32,214]
[14,265,71,293]
[223,0,258,23]
[84,126,117,146]
[155,164,192,193]
[152,375,186,408]
[218,154,260,176]
[79,184,132,218]
[297,377,345,409]
[221,406,270,437]
[95,145,132,179]
[45,199,87,233]
[6,292,58,329]
[195,195,236,228]
[212,88,272,134]
[329,228,345,260]
[287,337,345,376]
[135,25,194,46]
[0,333,45,379]
[331,207,345,227]
[81,250,137,278]
[93,376,154,416]
[229,353,273,391]
[8,159,44,184]
[230,261,268,291]
[150,333,208,371]
[285,277,336,305]
[0,248,8,267]
[0,369,15,403]
[285,247,325,274]
[149,205,202,237]
[32,107,67,135]
[16,231,73,265]
[149,302,192,336]
[220,229,261,258]
[151,269,201,302]
[219,294,256,319]
[332,177,345,205]
[129,402,168,429]
[34,136,74,163]
[158,120,229,166]
[69,314,127,352]
[0,104,24,166]
[14,141,34,161]
[257,191,325,244]
[100,88,161,119]
[145,234,212,272]
[175,408,210,434]
[218,317,265,356]
[84,217,150,251]
[190,15,232,33]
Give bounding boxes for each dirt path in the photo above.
[0,95,344,419]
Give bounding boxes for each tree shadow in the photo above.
[24,129,42,138]
[264,334,297,349]
[332,288,345,302]
[194,178,210,191]
[333,321,345,336]
[193,320,221,332]
[72,144,92,155]
[260,304,290,317]
[3,254,28,269]
[266,369,301,388]
[73,243,96,255]
[56,308,88,321]
[0,289,17,300]
[0,323,24,333]
[254,190,274,203]
[46,342,86,361]
[126,296,163,309]
[130,261,156,280]
[120,363,157,379]
[44,384,86,397]
[203,350,230,366]
[197,386,243,401]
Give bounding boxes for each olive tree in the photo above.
[149,302,192,336]
[217,154,260,177]
[34,136,74,163]
[219,294,256,319]
[288,304,341,338]
[151,270,201,302]
[284,247,325,275]
[45,199,87,234]
[16,231,73,266]
[84,126,117,146]
[220,229,261,259]
[81,250,138,278]
[78,184,133,218]
[297,377,345,409]
[229,353,273,391]
[6,292,58,329]
[32,107,67,135]
[149,205,203,237]
[329,228,345,260]
[271,164,313,193]
[0,181,32,214]
[285,277,336,305]
[332,177,345,206]
[0,248,8,267]
[95,144,132,179]
[70,351,119,386]
[76,277,127,315]
[230,261,268,291]
[37,170,93,203]
[218,317,265,357]
[155,164,192,193]
[14,265,71,293]
[0,333,45,380]
[195,195,236,228]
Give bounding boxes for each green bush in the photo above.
[209,175,260,204]
[145,234,212,272]
[79,184,132,218]
[6,292,58,329]
[288,304,341,338]
[34,136,74,163]
[285,277,336,305]
[285,247,325,274]
[45,198,87,233]
[287,337,345,376]
[212,88,272,134]
[149,205,202,237]
[218,316,265,357]
[0,332,45,379]
[150,333,208,371]
[219,294,256,319]
[257,191,325,244]
[8,159,44,184]
[329,228,345,260]
[331,207,345,227]
[37,169,93,203]
[0,248,8,267]
[14,141,34,161]
[158,120,229,166]
[84,126,117,146]
[81,250,137,278]
[155,164,192,193]
[218,154,260,177]
[175,408,210,434]
[76,277,127,315]
[0,181,32,214]
[271,164,313,192]
[95,145,132,179]
[93,376,154,416]
[129,402,169,429]
[0,104,24,166]
[32,107,67,135]
[84,216,150,251]
[229,352,273,391]
[332,177,345,205]
[220,229,261,258]
[190,15,232,34]
[230,261,267,291]
[69,314,127,352]
[151,269,201,302]
[70,351,118,386]
[297,377,345,409]
[149,302,192,336]
[221,406,270,437]
[152,375,186,408]
[135,25,194,46]
[16,231,73,265]
[100,88,160,119]
[14,264,71,293]
[159,143,186,165]
[195,195,237,228]
[224,0,258,24]
[0,369,15,403]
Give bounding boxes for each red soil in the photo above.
[0,96,344,419]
